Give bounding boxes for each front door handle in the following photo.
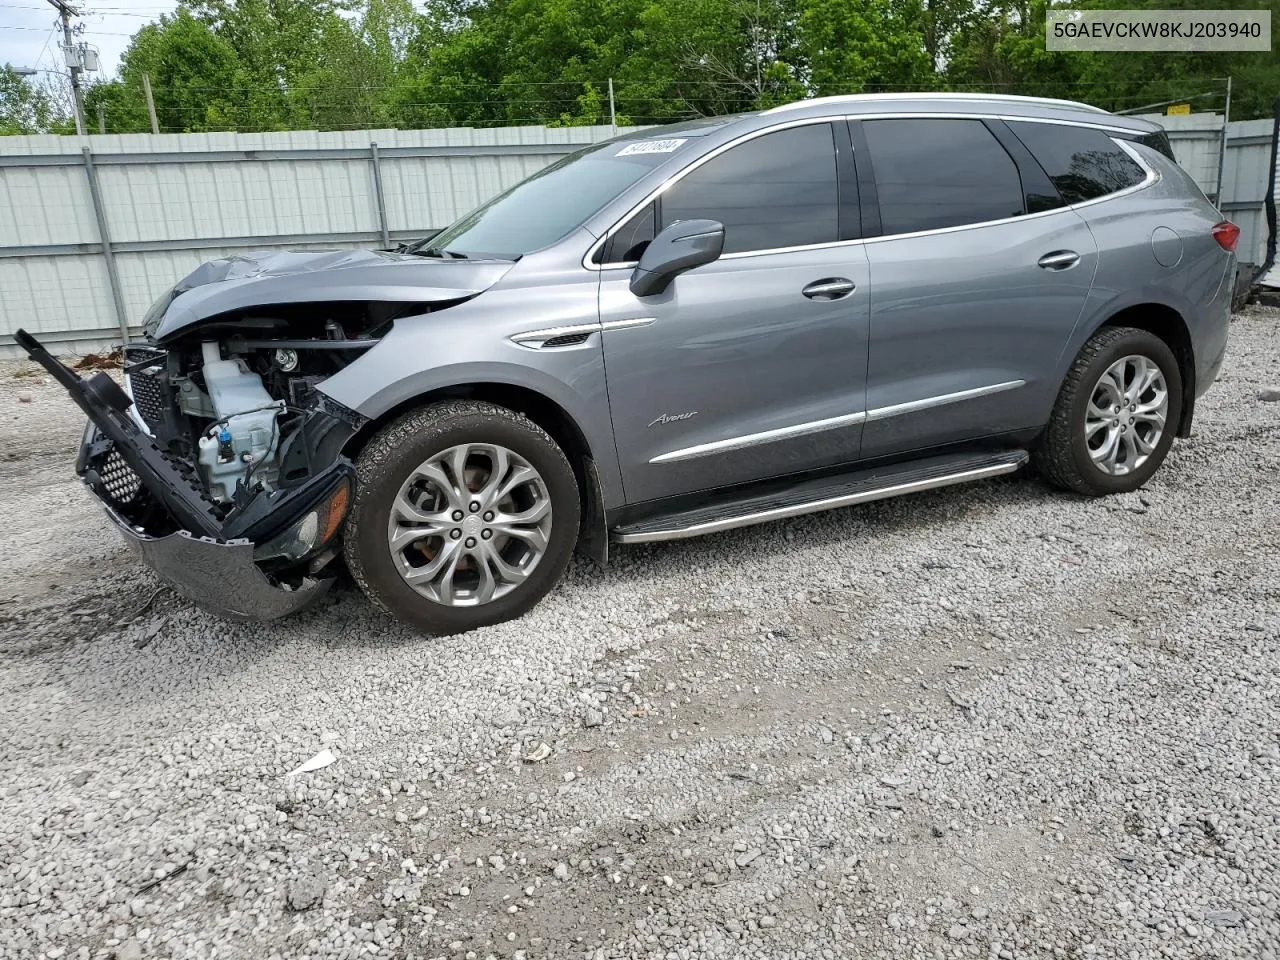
[1038,250,1080,270]
[802,278,856,300]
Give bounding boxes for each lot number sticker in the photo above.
[616,138,687,156]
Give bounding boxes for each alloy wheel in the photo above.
[386,443,553,606]
[1084,354,1169,476]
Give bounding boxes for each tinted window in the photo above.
[861,119,1025,234]
[1007,121,1147,204]
[598,202,656,263]
[426,138,687,259]
[1118,129,1175,161]
[660,124,839,255]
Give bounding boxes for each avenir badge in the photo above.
[648,412,698,427]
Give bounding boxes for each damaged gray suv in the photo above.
[21,93,1236,634]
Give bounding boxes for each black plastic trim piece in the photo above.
[983,119,1068,215]
[844,120,882,238]
[834,119,862,242]
[17,328,358,547]
[17,328,225,538]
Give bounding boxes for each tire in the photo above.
[1036,326,1183,496]
[342,401,580,634]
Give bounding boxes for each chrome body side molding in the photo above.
[864,380,1027,423]
[649,380,1027,463]
[649,410,867,463]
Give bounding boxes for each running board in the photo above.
[612,450,1028,544]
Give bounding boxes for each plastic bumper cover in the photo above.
[101,497,332,621]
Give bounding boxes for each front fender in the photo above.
[316,301,624,510]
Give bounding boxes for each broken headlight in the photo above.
[253,476,352,563]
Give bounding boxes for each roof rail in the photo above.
[763,92,1110,115]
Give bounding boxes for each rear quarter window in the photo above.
[1006,121,1148,204]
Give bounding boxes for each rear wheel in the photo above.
[343,401,580,634]
[1036,326,1182,496]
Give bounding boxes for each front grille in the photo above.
[99,447,142,506]
[124,345,168,429]
[128,369,165,427]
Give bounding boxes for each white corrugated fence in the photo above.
[0,125,635,357]
[0,113,1275,358]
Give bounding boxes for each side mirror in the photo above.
[629,219,725,297]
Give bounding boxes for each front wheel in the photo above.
[1035,326,1183,496]
[343,401,580,634]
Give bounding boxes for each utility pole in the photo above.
[46,0,86,136]
[142,73,160,135]
[607,78,617,136]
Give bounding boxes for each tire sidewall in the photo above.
[346,407,579,634]
[1064,331,1183,494]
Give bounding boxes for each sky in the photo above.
[1,1,178,80]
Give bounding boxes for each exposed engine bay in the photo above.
[121,303,401,510]
[12,247,511,619]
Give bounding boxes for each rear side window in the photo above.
[1006,121,1148,204]
[660,123,839,255]
[860,118,1025,234]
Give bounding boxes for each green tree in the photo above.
[945,0,1081,93]
[85,9,242,132]
[1068,0,1278,119]
[796,0,934,94]
[0,67,64,135]
[947,0,1279,120]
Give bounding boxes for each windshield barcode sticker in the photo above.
[616,139,688,156]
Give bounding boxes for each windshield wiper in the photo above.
[413,245,468,260]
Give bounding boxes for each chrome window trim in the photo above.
[584,113,1158,270]
[649,410,867,464]
[863,380,1026,423]
[649,379,1028,465]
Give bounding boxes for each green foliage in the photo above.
[945,0,1277,118]
[797,0,934,95]
[40,0,1280,136]
[0,68,65,135]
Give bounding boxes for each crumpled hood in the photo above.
[143,248,514,341]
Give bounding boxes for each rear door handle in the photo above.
[1038,251,1080,270]
[802,278,856,300]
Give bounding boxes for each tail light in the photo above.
[1212,221,1240,252]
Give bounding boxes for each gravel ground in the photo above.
[1,306,1278,960]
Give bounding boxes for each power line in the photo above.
[0,23,135,34]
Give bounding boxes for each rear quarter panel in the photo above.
[1056,147,1233,397]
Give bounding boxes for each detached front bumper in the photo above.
[18,329,360,622]
[101,496,332,621]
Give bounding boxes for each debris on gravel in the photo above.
[1,306,1278,960]
[284,874,327,912]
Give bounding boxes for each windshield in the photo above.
[422,138,692,260]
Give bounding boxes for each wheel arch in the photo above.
[342,382,610,564]
[1094,303,1196,437]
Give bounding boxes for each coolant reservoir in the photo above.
[196,350,282,501]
